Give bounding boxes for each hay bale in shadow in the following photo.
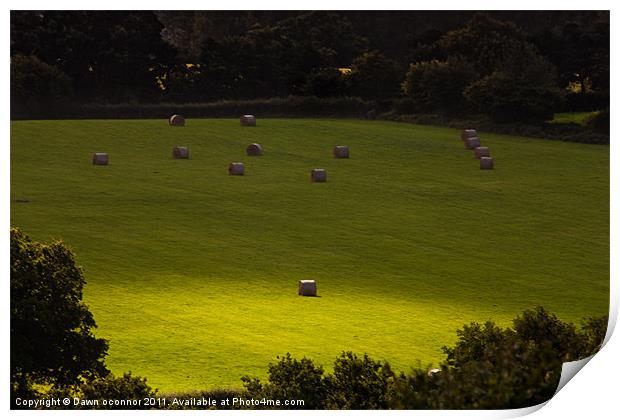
[461,129,477,142]
[92,153,109,165]
[228,162,245,175]
[240,115,257,126]
[474,146,490,159]
[246,143,263,156]
[311,169,327,182]
[333,146,350,159]
[172,146,190,159]
[298,280,317,296]
[464,137,481,149]
[480,156,494,170]
[169,115,185,126]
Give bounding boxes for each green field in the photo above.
[10,118,609,393]
[549,111,600,125]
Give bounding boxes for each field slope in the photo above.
[10,118,609,392]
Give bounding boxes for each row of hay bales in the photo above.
[461,129,495,170]
[92,115,350,183]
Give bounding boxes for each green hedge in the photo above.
[11,96,372,120]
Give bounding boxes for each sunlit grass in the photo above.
[11,118,609,392]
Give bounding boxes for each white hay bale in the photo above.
[427,368,442,378]
[461,129,477,142]
[240,115,257,126]
[474,146,490,159]
[246,143,263,156]
[480,156,494,170]
[169,114,185,126]
[298,280,317,296]
[311,169,327,182]
[228,162,245,175]
[464,137,481,149]
[333,145,350,159]
[172,146,190,159]
[92,153,109,165]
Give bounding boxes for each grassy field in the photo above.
[10,118,609,393]
[549,111,600,125]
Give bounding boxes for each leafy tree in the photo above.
[348,51,403,100]
[10,228,109,400]
[391,307,608,409]
[463,49,564,123]
[11,11,175,102]
[402,59,477,114]
[11,54,73,116]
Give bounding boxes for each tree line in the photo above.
[10,11,609,123]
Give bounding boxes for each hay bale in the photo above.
[172,146,190,159]
[333,145,350,159]
[474,146,490,159]
[169,114,185,126]
[92,153,109,165]
[311,169,327,182]
[240,115,257,126]
[228,162,245,175]
[480,156,494,170]
[298,280,317,296]
[464,137,481,149]
[246,143,263,156]
[461,129,477,142]
[427,368,442,378]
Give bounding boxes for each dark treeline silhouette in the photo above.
[10,10,609,122]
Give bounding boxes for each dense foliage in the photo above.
[10,228,154,408]
[10,228,109,400]
[11,11,608,123]
[240,307,607,410]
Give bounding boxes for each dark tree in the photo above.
[10,228,109,400]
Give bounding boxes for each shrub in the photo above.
[402,59,477,115]
[79,372,157,409]
[10,95,372,120]
[241,353,327,409]
[325,352,395,409]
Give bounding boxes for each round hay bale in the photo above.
[474,146,490,159]
[172,146,190,159]
[92,153,109,165]
[427,368,442,378]
[298,280,317,296]
[246,143,263,156]
[311,168,327,182]
[333,146,350,159]
[240,115,257,126]
[169,114,185,126]
[228,162,245,175]
[464,137,481,150]
[480,156,494,170]
[461,129,477,142]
